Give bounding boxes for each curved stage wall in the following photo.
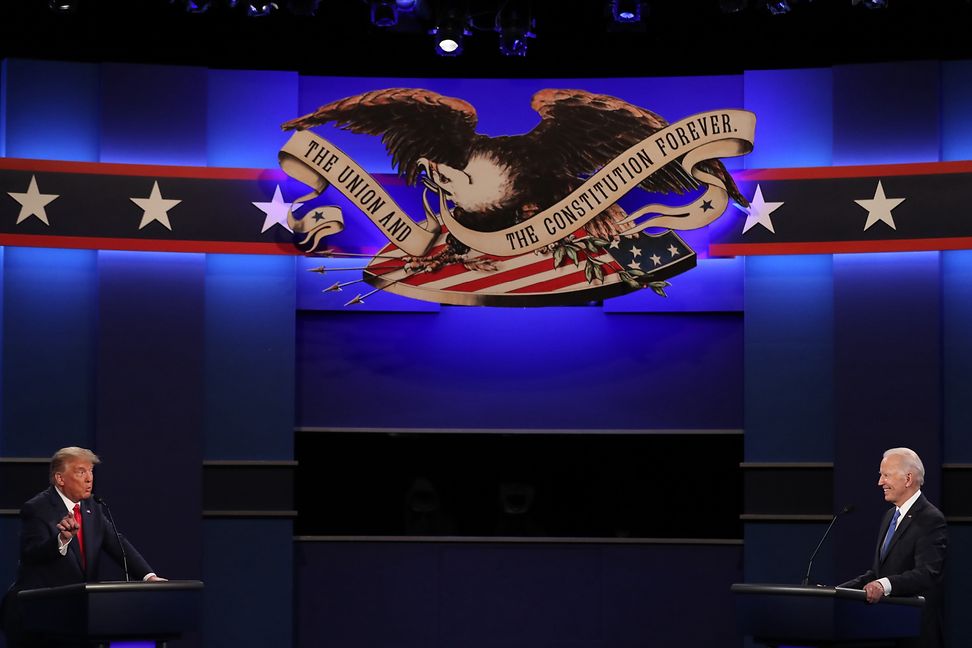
[1,58,971,648]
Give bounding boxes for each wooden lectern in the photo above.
[18,580,203,647]
[730,583,923,647]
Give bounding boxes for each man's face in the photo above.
[55,460,94,502]
[878,455,914,507]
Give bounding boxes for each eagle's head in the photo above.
[422,149,525,232]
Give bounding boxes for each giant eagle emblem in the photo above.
[279,88,755,306]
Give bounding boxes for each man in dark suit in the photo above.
[0,447,164,646]
[839,447,947,648]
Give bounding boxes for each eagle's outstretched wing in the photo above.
[281,88,480,185]
[526,89,747,206]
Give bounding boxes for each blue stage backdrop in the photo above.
[1,57,971,648]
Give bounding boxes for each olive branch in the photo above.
[551,235,673,297]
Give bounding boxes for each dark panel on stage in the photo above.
[295,431,742,539]
[743,464,833,516]
[202,462,296,515]
[943,465,972,517]
[0,459,47,511]
[296,541,742,648]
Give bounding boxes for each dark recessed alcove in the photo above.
[295,430,742,539]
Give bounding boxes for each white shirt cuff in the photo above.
[58,536,71,555]
[878,577,892,596]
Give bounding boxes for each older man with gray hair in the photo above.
[839,447,947,648]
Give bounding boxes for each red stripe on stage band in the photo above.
[0,234,298,255]
[0,157,289,181]
[734,160,972,181]
[5,156,972,182]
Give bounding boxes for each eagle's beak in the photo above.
[417,158,434,182]
[417,158,451,196]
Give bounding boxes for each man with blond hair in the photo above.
[839,447,947,648]
[1,447,163,646]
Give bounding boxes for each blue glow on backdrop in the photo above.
[204,253,296,459]
[2,246,97,294]
[96,249,205,269]
[294,75,747,175]
[296,305,743,429]
[833,62,941,166]
[1,247,99,454]
[1,61,7,157]
[743,253,835,462]
[746,253,835,314]
[833,250,940,270]
[207,69,299,168]
[943,250,972,458]
[942,60,972,162]
[100,63,208,166]
[3,60,100,162]
[744,68,833,169]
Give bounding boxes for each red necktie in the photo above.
[73,503,86,569]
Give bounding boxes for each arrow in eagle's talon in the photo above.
[323,280,363,293]
[310,265,376,274]
[344,294,365,306]
[316,251,410,260]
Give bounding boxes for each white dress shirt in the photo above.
[878,489,922,596]
[53,487,156,580]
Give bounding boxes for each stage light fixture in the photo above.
[184,0,212,12]
[47,0,78,12]
[765,0,791,14]
[610,0,643,23]
[495,4,535,57]
[719,0,748,12]
[852,0,888,7]
[431,7,471,56]
[371,0,398,27]
[246,1,279,16]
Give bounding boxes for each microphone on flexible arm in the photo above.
[93,495,130,582]
[802,504,854,586]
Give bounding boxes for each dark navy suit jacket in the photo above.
[840,494,948,648]
[1,487,153,641]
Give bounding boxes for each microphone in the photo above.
[93,495,130,582]
[802,504,854,586]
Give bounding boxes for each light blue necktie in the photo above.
[880,508,900,559]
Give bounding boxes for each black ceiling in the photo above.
[2,0,972,78]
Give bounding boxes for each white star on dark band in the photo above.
[742,184,784,234]
[252,184,297,233]
[8,175,58,226]
[130,181,182,231]
[855,180,905,231]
